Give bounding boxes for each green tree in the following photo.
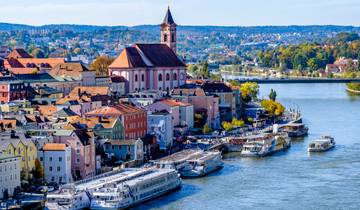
[269,89,277,101]
[200,61,210,78]
[31,48,45,58]
[202,124,212,134]
[90,56,115,76]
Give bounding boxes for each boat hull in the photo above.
[90,185,181,210]
[308,145,335,152]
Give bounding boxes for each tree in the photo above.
[202,124,212,134]
[90,56,115,76]
[31,48,45,58]
[261,99,285,118]
[240,82,259,102]
[269,89,277,101]
[222,121,234,132]
[200,60,210,78]
[33,159,44,184]
[210,73,222,81]
[231,118,245,127]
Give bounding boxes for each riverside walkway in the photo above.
[225,78,360,84]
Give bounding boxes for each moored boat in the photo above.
[308,136,335,152]
[279,123,309,137]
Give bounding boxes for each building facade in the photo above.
[38,143,72,184]
[0,155,20,199]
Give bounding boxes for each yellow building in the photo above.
[0,139,37,179]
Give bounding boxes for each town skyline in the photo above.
[0,0,359,26]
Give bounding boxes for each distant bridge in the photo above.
[225,78,360,84]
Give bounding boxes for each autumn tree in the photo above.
[240,82,259,102]
[31,48,45,58]
[32,159,44,184]
[90,56,115,76]
[261,99,285,119]
[202,124,212,134]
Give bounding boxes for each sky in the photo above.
[0,0,359,26]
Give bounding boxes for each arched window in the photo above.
[171,34,175,43]
[166,73,170,81]
[158,74,163,81]
[173,73,177,80]
[180,73,185,80]
[135,74,138,82]
[163,34,168,42]
[141,74,145,82]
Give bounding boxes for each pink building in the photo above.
[146,99,181,127]
[108,7,186,93]
[53,129,96,180]
[172,88,220,129]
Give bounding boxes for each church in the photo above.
[109,7,187,93]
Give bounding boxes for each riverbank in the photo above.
[134,83,360,210]
[346,88,360,94]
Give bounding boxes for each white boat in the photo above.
[279,123,309,137]
[308,136,335,152]
[152,149,224,178]
[90,169,181,210]
[241,140,274,157]
[180,151,223,178]
[46,185,91,210]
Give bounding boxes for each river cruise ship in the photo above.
[90,169,181,210]
[46,168,181,210]
[152,149,223,178]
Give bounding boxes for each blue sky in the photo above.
[0,0,359,26]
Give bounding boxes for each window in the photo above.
[49,166,53,171]
[166,73,170,81]
[49,157,53,162]
[173,73,177,80]
[172,34,175,43]
[158,74,163,81]
[141,74,145,82]
[135,74,138,82]
[76,158,80,163]
[59,157,62,162]
[57,166,61,172]
[76,149,80,154]
[163,34,168,42]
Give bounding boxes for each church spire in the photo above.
[162,6,176,25]
[161,6,177,53]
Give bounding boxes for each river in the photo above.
[134,83,360,210]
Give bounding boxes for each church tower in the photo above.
[161,7,177,53]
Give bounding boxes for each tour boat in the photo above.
[279,123,309,137]
[308,136,336,152]
[241,140,274,157]
[90,169,181,210]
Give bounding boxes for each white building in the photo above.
[179,103,194,128]
[148,111,173,150]
[38,143,73,184]
[0,155,21,199]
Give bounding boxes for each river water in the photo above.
[134,83,360,210]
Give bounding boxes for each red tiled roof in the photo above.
[7,48,33,59]
[110,44,185,69]
[43,143,66,151]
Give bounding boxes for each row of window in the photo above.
[0,173,18,182]
[0,163,17,172]
[134,73,183,82]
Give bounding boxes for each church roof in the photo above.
[162,7,176,25]
[110,44,185,69]
[109,47,147,69]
